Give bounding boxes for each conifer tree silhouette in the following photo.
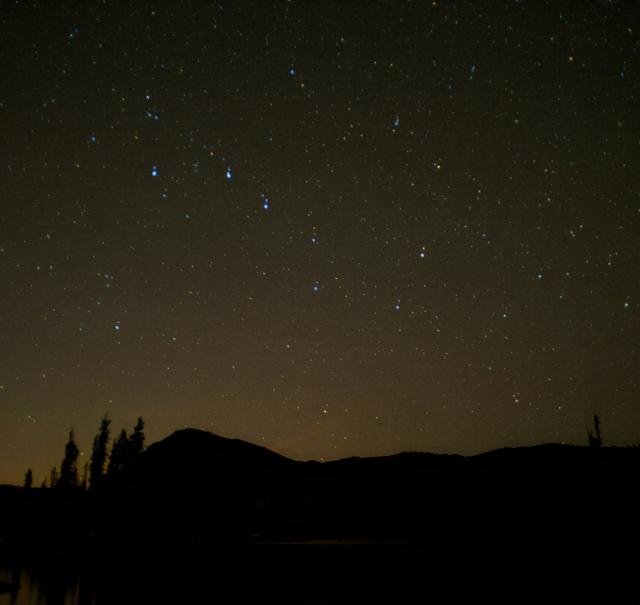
[588,415,603,448]
[59,429,80,489]
[23,468,33,489]
[81,462,89,490]
[129,416,145,458]
[108,429,129,476]
[89,415,111,490]
[49,466,59,488]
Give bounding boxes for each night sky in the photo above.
[1,0,639,485]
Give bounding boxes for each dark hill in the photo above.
[96,430,640,549]
[144,428,295,467]
[94,430,301,547]
[1,430,639,567]
[117,428,296,490]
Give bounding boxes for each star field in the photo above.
[1,0,639,484]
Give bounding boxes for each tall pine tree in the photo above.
[107,429,129,476]
[59,429,80,489]
[49,466,59,489]
[89,415,111,490]
[129,417,145,458]
[81,462,89,490]
[588,414,603,448]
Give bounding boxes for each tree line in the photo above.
[20,414,608,490]
[23,415,145,491]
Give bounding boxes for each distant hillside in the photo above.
[97,429,640,543]
[145,428,296,466]
[126,428,640,475]
[114,428,297,487]
[1,430,639,565]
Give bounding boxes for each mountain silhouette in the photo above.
[92,430,639,549]
[1,429,639,575]
[145,428,294,465]
[112,428,296,490]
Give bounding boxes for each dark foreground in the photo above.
[1,538,638,604]
[1,432,639,599]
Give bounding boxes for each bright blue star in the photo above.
[289,66,296,77]
[89,134,97,144]
[151,165,158,177]
[393,115,400,128]
[260,192,269,210]
[313,282,320,292]
[394,301,401,311]
[114,321,121,332]
[225,167,232,180]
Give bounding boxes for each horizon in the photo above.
[2,416,624,487]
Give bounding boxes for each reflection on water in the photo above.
[0,544,422,604]
[0,565,93,605]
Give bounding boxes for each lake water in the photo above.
[1,542,611,602]
[0,545,425,604]
[0,566,89,605]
